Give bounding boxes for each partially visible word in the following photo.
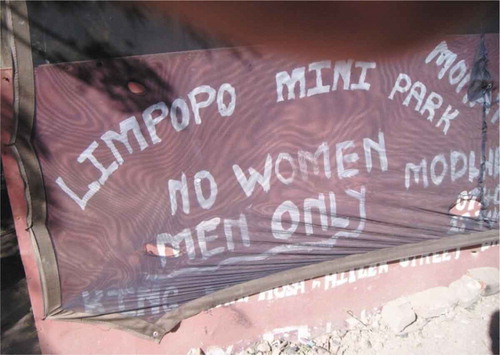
[399,248,460,267]
[425,40,499,123]
[257,281,306,301]
[323,263,389,290]
[404,148,500,189]
[81,286,179,316]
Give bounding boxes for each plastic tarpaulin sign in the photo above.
[16,34,499,338]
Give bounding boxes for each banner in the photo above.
[30,35,498,331]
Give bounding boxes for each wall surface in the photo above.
[1,90,498,352]
[4,161,499,354]
[1,3,499,353]
[1,37,499,353]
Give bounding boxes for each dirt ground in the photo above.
[326,293,498,355]
[236,292,499,355]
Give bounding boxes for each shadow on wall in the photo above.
[3,1,246,115]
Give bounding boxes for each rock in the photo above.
[256,341,271,353]
[381,297,417,333]
[204,347,226,355]
[334,329,347,338]
[345,316,360,329]
[409,287,458,319]
[361,339,372,349]
[313,334,330,348]
[449,275,482,308]
[298,345,312,354]
[235,349,253,355]
[309,346,330,355]
[360,309,369,325]
[281,346,300,355]
[329,338,341,353]
[337,344,349,354]
[270,340,288,355]
[467,267,499,296]
[298,337,315,348]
